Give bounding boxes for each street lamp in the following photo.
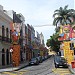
[10,48,13,71]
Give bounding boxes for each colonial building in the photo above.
[25,24,29,60]
[5,10,22,66]
[0,5,13,66]
[0,5,46,67]
[32,31,40,57]
[26,24,32,60]
[31,25,35,44]
[16,14,27,63]
[39,32,45,46]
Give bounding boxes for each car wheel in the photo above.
[55,64,58,68]
[36,62,39,65]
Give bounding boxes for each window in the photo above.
[25,26,27,34]
[70,43,74,50]
[10,30,12,42]
[6,28,9,38]
[2,26,5,41]
[2,26,5,37]
[6,28,9,41]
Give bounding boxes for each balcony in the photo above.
[1,36,12,43]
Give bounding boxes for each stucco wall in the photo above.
[0,41,11,66]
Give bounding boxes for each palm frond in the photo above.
[69,9,75,12]
[67,18,72,23]
[53,17,63,27]
[64,5,68,10]
[54,9,59,13]
[53,5,75,28]
[53,13,59,17]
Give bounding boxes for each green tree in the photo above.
[46,39,50,47]
[53,5,75,27]
[46,33,60,52]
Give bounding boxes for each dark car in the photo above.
[36,56,42,63]
[54,55,68,68]
[29,58,39,65]
[42,56,45,61]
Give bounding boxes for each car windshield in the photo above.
[31,58,36,61]
[60,57,66,62]
[55,56,66,62]
[37,57,39,59]
[55,56,60,61]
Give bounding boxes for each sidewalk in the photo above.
[0,61,29,72]
[68,64,75,74]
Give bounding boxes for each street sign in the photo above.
[10,49,13,53]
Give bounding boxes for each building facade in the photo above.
[17,14,26,62]
[5,10,23,66]
[39,32,45,46]
[0,5,46,67]
[0,5,13,66]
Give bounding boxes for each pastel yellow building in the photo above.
[63,41,74,64]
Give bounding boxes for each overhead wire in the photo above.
[33,24,56,27]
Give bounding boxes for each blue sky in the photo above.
[0,0,74,46]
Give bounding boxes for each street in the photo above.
[0,55,72,75]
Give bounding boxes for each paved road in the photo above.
[20,56,55,75]
[0,55,72,75]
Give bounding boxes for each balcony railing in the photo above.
[0,36,12,43]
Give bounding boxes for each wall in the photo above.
[0,42,11,66]
[0,7,12,66]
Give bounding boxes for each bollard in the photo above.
[71,61,75,68]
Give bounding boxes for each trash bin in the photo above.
[71,61,75,68]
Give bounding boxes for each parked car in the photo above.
[29,58,39,65]
[47,55,51,58]
[54,55,68,68]
[36,56,42,63]
[42,56,45,61]
[44,55,48,60]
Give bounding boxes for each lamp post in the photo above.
[10,48,13,71]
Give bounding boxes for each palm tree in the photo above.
[53,5,75,27]
[72,13,75,24]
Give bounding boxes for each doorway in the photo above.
[6,49,9,65]
[2,48,5,65]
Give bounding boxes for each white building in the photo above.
[39,32,45,47]
[4,9,27,62]
[0,5,13,66]
[35,31,41,46]
[31,25,35,43]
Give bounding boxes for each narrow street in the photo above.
[0,55,72,75]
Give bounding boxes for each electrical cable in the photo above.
[33,24,55,27]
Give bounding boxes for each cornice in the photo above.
[0,10,13,22]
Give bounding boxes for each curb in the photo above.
[0,62,29,72]
[14,63,29,71]
[68,65,75,74]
